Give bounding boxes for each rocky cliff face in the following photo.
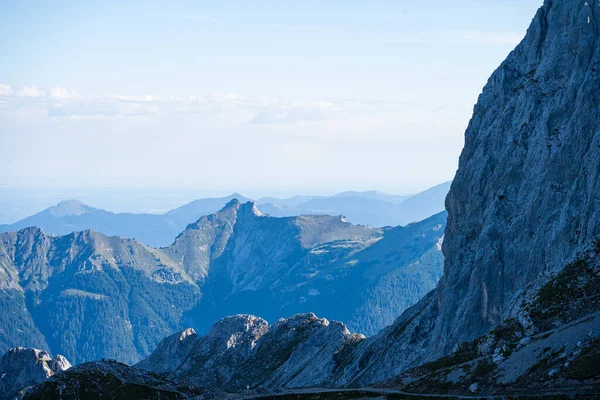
[436,0,600,355]
[0,347,71,399]
[136,313,364,391]
[321,0,600,388]
[133,1,600,393]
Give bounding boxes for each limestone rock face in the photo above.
[136,314,363,391]
[134,328,200,376]
[327,0,600,386]
[436,0,600,354]
[0,347,71,399]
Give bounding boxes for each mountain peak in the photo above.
[49,200,93,217]
[227,192,247,200]
[223,198,241,209]
[0,347,71,397]
[238,201,263,217]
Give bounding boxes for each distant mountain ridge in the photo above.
[0,194,251,247]
[0,183,450,247]
[0,201,446,364]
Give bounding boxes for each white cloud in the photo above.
[0,83,466,132]
[50,85,80,100]
[17,85,45,98]
[0,84,13,96]
[250,101,336,124]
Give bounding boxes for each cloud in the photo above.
[17,85,45,98]
[50,85,80,100]
[0,83,464,129]
[249,101,336,124]
[388,30,525,45]
[0,84,13,96]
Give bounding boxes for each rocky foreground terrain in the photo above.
[0,347,70,399]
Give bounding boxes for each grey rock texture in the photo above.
[437,0,600,354]
[134,328,200,376]
[136,313,364,391]
[0,347,71,399]
[323,0,600,387]
[376,249,600,395]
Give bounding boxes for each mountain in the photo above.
[136,314,364,392]
[257,184,450,228]
[0,184,449,247]
[0,194,250,248]
[181,203,445,336]
[0,226,202,365]
[334,191,411,204]
[136,0,600,395]
[0,200,169,248]
[165,192,251,225]
[311,0,600,391]
[323,0,600,392]
[394,181,452,224]
[0,347,71,399]
[0,201,445,364]
[12,1,600,395]
[284,196,404,227]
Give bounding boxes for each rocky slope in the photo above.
[24,360,217,399]
[183,204,445,336]
[375,250,600,395]
[0,347,71,399]
[0,227,202,364]
[320,0,600,389]
[136,313,364,392]
[133,0,600,393]
[0,201,444,364]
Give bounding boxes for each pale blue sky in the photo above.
[0,0,543,196]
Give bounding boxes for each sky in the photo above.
[0,0,543,199]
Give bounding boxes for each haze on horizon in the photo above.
[1,0,542,197]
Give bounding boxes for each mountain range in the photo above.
[0,182,450,247]
[0,200,445,366]
[4,0,600,398]
[11,1,600,397]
